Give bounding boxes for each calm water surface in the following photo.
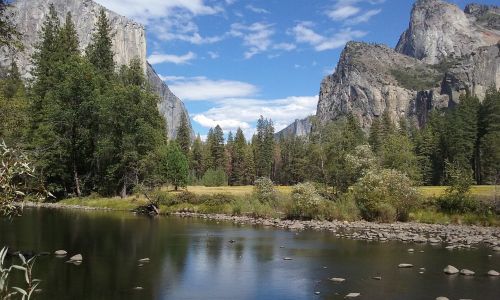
[0,208,499,299]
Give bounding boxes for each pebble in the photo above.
[487,270,499,276]
[436,297,449,300]
[444,265,459,275]
[329,278,346,283]
[314,291,320,295]
[133,287,143,290]
[407,248,414,252]
[345,293,361,298]
[138,258,150,263]
[372,276,382,280]
[54,250,67,256]
[460,269,475,276]
[283,257,293,261]
[398,263,414,268]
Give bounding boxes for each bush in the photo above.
[199,193,234,206]
[437,161,477,213]
[202,169,228,187]
[151,190,178,206]
[288,182,325,219]
[349,169,420,222]
[253,177,276,204]
[174,191,201,204]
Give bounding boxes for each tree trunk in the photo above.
[73,162,81,197]
[120,180,127,199]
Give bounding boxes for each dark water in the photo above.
[0,209,499,300]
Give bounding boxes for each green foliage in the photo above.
[437,160,477,213]
[390,67,440,91]
[160,142,188,191]
[254,116,275,178]
[350,169,420,222]
[176,113,191,156]
[206,126,225,170]
[229,128,247,185]
[288,182,324,219]
[202,168,228,187]
[85,8,114,79]
[174,191,201,205]
[253,177,276,204]
[0,247,41,300]
[380,132,422,182]
[0,141,47,217]
[190,135,204,180]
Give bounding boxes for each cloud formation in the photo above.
[164,76,259,101]
[292,22,366,51]
[147,52,196,64]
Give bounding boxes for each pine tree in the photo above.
[190,134,204,180]
[230,128,246,185]
[176,113,191,156]
[254,116,275,178]
[86,8,114,79]
[206,125,225,171]
[161,142,188,191]
[478,89,500,184]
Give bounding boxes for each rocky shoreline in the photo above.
[172,212,500,250]
[22,202,500,250]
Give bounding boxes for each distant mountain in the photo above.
[0,0,191,139]
[281,0,499,136]
[317,0,499,130]
[275,116,313,139]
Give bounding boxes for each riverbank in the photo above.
[22,201,500,250]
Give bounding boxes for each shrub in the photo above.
[349,169,420,222]
[174,191,201,204]
[151,190,178,206]
[437,160,477,213]
[199,193,234,206]
[253,177,276,204]
[288,182,325,219]
[202,169,228,187]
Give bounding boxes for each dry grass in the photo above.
[162,185,293,196]
[419,185,498,200]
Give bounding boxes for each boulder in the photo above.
[443,265,459,274]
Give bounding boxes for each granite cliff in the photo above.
[1,0,191,139]
[315,0,500,132]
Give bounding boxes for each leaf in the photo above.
[11,287,28,296]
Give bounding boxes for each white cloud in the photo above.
[192,96,318,134]
[327,5,360,20]
[246,4,270,14]
[164,76,258,101]
[345,9,381,25]
[274,43,296,51]
[326,0,383,24]
[292,22,366,51]
[94,0,220,21]
[207,51,220,59]
[147,52,196,64]
[230,22,275,59]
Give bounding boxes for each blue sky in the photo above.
[95,0,498,139]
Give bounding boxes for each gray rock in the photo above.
[493,246,500,251]
[460,269,475,276]
[396,0,500,64]
[345,293,361,298]
[69,254,82,262]
[275,117,313,139]
[435,297,449,300]
[54,250,67,256]
[444,265,459,274]
[487,270,499,276]
[329,278,346,283]
[1,0,191,139]
[398,263,414,268]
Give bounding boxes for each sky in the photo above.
[93,0,499,139]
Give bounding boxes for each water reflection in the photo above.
[0,209,498,299]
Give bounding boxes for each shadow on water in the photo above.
[0,208,499,299]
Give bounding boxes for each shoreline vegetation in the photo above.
[22,185,499,227]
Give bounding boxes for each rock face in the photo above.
[1,0,191,139]
[315,0,500,131]
[275,117,313,139]
[395,0,500,64]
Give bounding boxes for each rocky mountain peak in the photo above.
[396,0,500,64]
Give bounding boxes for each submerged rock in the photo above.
[329,278,346,283]
[54,250,67,256]
[345,293,361,298]
[398,263,414,268]
[69,254,82,262]
[487,270,499,276]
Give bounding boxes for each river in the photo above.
[0,208,498,299]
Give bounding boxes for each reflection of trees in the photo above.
[0,209,191,300]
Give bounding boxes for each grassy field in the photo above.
[58,185,499,226]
